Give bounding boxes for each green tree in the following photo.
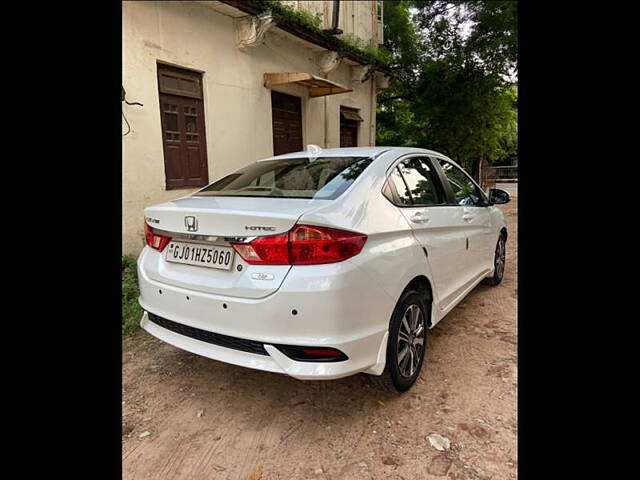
[377,1,518,180]
[413,60,517,175]
[377,1,425,147]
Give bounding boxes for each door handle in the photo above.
[462,215,474,222]
[410,213,430,224]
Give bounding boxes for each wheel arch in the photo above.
[403,275,434,327]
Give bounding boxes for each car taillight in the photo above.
[230,224,367,265]
[144,223,171,252]
[289,225,367,265]
[231,232,289,265]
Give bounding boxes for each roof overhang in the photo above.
[264,72,352,98]
[212,1,391,75]
[340,108,364,122]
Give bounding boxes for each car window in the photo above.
[194,156,373,200]
[387,167,412,205]
[397,157,442,206]
[437,159,483,206]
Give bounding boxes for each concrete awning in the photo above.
[340,109,364,122]
[264,72,352,98]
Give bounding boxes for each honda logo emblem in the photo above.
[184,216,198,232]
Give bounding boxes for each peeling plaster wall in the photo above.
[122,1,378,255]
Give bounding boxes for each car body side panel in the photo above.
[397,205,466,314]
[459,204,493,284]
[297,165,441,326]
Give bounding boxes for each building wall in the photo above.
[122,1,378,255]
[284,0,381,43]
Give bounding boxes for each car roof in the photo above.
[257,146,472,177]
[259,146,450,162]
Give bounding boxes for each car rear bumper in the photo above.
[140,311,388,379]
[137,255,396,380]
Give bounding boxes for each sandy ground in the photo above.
[123,199,517,480]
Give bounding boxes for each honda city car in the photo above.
[137,147,509,391]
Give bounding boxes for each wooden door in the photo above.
[340,108,362,147]
[340,120,358,147]
[271,91,303,155]
[158,65,209,189]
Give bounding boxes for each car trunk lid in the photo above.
[145,196,321,237]
[142,196,325,299]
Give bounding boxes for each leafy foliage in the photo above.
[258,0,324,30]
[377,1,518,177]
[253,0,392,69]
[122,255,142,336]
[413,61,517,172]
[465,1,518,77]
[382,1,421,82]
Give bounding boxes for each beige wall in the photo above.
[285,0,381,43]
[122,1,378,255]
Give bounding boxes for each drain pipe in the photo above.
[370,73,376,146]
[324,96,329,148]
[323,0,343,35]
[323,0,342,146]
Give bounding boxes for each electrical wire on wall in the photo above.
[122,86,144,136]
[122,111,132,136]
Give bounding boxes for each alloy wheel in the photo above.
[495,237,506,280]
[396,304,425,378]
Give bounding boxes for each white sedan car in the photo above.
[137,147,509,391]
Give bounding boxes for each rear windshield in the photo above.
[194,156,373,200]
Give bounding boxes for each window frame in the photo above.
[381,155,448,208]
[384,166,413,206]
[376,0,384,44]
[431,156,490,207]
[376,0,384,21]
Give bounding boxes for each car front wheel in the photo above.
[483,234,506,286]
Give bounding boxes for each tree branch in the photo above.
[378,95,411,104]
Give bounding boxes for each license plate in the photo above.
[165,241,235,270]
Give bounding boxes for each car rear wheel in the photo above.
[483,234,506,286]
[377,289,429,392]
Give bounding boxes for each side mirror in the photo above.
[489,188,510,205]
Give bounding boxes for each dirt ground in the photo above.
[123,198,517,480]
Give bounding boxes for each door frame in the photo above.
[429,156,490,207]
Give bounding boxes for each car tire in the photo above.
[377,288,429,392]
[483,234,506,286]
